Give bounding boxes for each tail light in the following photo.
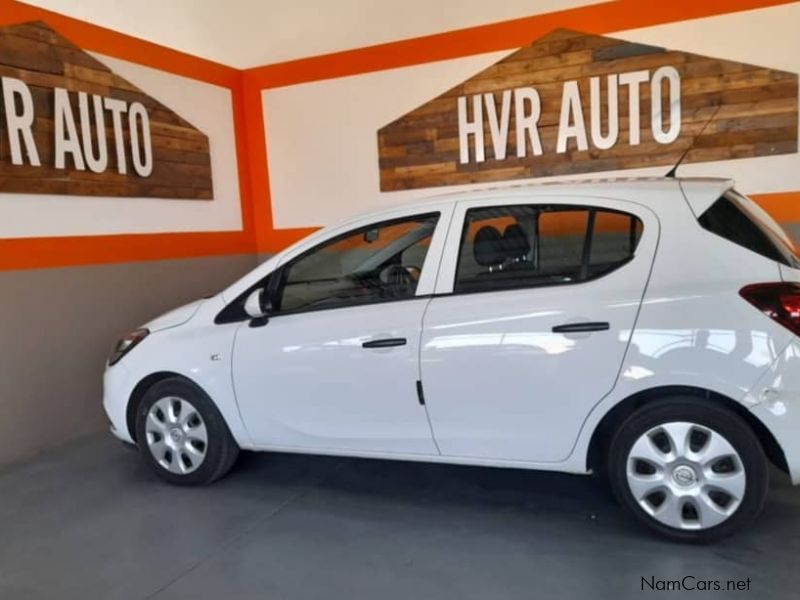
[740,282,800,336]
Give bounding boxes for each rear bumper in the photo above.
[746,339,800,485]
[750,400,800,485]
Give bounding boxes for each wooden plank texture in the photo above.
[378,29,798,192]
[0,21,212,200]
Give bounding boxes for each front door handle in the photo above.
[362,337,407,349]
[551,322,610,333]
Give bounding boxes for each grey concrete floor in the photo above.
[1,435,799,599]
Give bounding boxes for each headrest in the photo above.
[502,224,530,259]
[473,226,505,267]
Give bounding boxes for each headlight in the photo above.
[108,328,149,366]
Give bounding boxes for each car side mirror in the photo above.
[244,288,272,326]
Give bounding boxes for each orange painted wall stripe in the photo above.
[230,79,256,238]
[0,232,253,272]
[751,193,800,224]
[244,0,800,253]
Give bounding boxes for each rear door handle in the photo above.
[362,337,407,348]
[551,322,610,333]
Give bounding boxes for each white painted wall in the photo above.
[0,53,243,238]
[263,51,510,229]
[262,3,800,230]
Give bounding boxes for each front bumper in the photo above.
[102,361,136,445]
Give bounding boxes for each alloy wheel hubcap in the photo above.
[145,396,208,475]
[626,421,746,530]
[672,465,697,487]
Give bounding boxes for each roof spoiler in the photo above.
[679,179,735,218]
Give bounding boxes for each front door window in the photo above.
[276,213,440,313]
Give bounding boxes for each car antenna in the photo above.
[665,104,722,178]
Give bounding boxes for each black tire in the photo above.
[135,377,240,486]
[607,398,768,543]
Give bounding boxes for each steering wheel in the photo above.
[379,264,413,288]
[404,266,421,281]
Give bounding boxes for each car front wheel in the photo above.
[135,377,239,486]
[608,398,768,543]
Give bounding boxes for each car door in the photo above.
[420,197,658,463]
[232,207,452,455]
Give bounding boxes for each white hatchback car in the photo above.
[104,177,800,542]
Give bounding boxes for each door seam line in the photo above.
[417,295,442,455]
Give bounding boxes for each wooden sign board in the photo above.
[378,29,798,192]
[0,21,212,200]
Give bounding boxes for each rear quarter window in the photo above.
[698,192,799,268]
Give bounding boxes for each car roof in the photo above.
[354,176,734,222]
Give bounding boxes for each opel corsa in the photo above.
[104,178,800,542]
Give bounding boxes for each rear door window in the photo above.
[454,204,643,294]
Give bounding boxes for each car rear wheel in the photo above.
[135,377,239,485]
[608,398,768,543]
